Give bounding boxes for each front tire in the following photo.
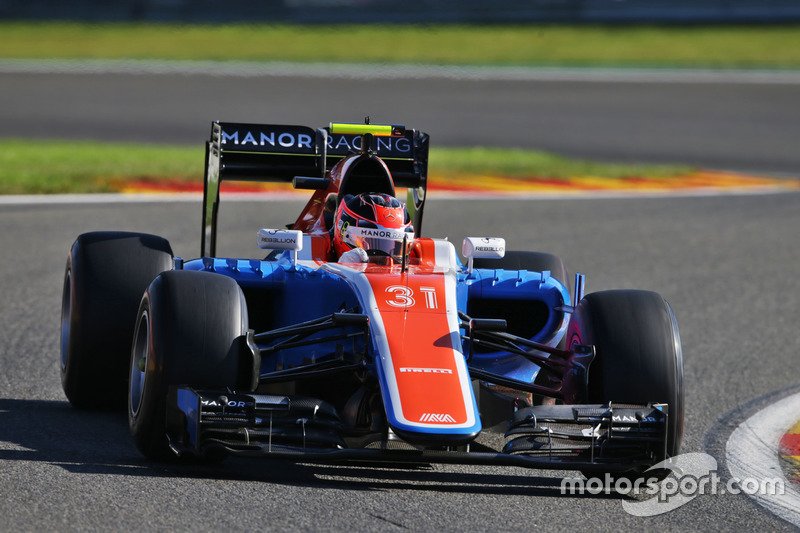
[128,270,251,460]
[61,232,173,410]
[569,290,685,458]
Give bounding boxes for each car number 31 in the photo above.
[385,286,438,309]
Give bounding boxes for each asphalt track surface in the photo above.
[1,192,799,532]
[1,67,800,531]
[1,63,800,175]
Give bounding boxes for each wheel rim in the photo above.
[60,269,71,370]
[129,309,150,416]
[665,300,685,455]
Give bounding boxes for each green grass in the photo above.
[0,140,201,194]
[0,139,692,195]
[2,22,800,68]
[433,147,690,180]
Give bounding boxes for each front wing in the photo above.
[166,387,670,473]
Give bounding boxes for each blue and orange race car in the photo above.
[60,121,684,475]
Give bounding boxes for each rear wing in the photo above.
[202,121,430,257]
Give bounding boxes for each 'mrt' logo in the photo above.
[419,413,457,423]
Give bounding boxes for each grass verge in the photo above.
[2,22,800,68]
[0,139,692,195]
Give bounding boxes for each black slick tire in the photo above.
[60,232,173,410]
[569,290,685,458]
[473,250,570,292]
[471,250,570,345]
[128,270,250,461]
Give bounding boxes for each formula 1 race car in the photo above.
[60,121,684,476]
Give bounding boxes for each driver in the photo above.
[333,192,414,263]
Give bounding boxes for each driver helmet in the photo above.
[333,193,414,261]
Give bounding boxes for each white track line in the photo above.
[0,193,203,205]
[0,187,796,206]
[726,390,800,527]
[2,59,800,85]
[0,187,797,206]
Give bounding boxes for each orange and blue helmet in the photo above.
[333,193,414,260]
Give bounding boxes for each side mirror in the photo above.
[257,229,303,266]
[462,237,505,275]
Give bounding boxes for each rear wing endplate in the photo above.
[202,121,429,257]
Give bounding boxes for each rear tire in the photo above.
[128,270,250,461]
[569,290,684,459]
[473,250,570,292]
[471,250,570,347]
[61,232,173,410]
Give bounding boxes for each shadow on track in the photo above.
[0,397,621,499]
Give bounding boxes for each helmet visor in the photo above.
[344,226,409,260]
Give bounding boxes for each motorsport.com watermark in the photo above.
[560,452,785,516]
